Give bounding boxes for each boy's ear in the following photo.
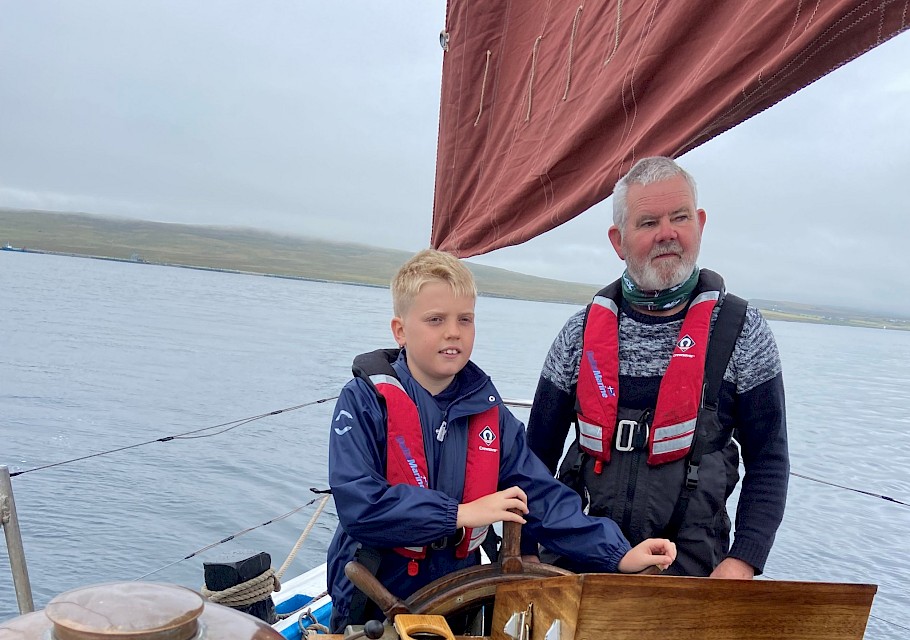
[390,316,406,347]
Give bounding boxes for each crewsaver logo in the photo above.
[677,334,696,351]
[478,426,498,452]
[479,426,496,446]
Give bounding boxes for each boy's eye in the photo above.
[459,316,474,325]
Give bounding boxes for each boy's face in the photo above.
[391,280,476,396]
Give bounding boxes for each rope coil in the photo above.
[201,568,281,607]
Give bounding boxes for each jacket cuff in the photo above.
[727,537,771,575]
[603,540,632,573]
[445,496,461,535]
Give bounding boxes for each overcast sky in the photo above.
[2,2,909,317]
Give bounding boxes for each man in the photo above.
[525,156,788,578]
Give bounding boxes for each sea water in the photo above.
[2,251,909,638]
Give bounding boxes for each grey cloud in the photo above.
[2,2,908,316]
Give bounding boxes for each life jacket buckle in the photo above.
[685,463,700,490]
[430,527,466,551]
[430,537,449,551]
[616,419,648,452]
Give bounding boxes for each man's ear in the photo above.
[608,225,625,260]
[391,316,405,347]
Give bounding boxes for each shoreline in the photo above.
[4,245,908,331]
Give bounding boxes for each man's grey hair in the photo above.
[612,157,698,231]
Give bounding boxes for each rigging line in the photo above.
[9,396,339,477]
[869,614,910,634]
[790,471,910,508]
[133,490,334,581]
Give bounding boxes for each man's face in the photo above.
[391,280,476,396]
[609,175,706,291]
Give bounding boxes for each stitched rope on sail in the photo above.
[276,493,332,579]
[604,0,624,66]
[201,568,280,607]
[783,0,804,51]
[563,6,584,100]
[526,36,543,121]
[474,50,493,126]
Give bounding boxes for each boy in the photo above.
[326,249,676,632]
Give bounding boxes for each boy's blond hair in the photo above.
[391,249,477,317]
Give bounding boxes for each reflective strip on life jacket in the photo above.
[577,417,604,454]
[372,374,500,561]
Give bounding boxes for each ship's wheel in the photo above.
[343,521,571,626]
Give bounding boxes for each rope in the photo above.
[10,397,338,477]
[300,609,331,635]
[134,490,332,580]
[790,472,910,508]
[276,589,329,621]
[563,6,584,100]
[276,493,332,579]
[603,0,624,66]
[201,494,333,614]
[201,568,280,608]
[526,36,543,122]
[474,50,492,126]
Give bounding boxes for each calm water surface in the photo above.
[2,252,909,638]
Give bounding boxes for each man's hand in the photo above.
[710,557,755,579]
[456,486,528,528]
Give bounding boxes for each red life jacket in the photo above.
[576,288,720,471]
[371,373,500,573]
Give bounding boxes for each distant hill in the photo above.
[2,208,908,331]
[0,208,601,305]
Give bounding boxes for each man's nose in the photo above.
[655,216,677,242]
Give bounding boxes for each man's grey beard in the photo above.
[626,240,698,291]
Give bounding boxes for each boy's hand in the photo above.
[616,538,677,574]
[456,486,529,528]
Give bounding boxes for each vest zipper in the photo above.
[621,449,644,534]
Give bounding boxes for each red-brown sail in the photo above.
[431,0,909,257]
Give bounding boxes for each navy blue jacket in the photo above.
[327,351,631,630]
